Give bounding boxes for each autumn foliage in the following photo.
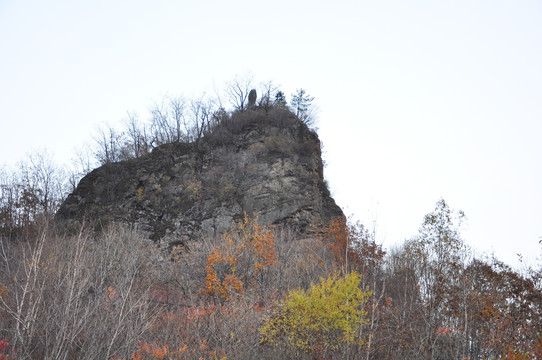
[0,200,541,359]
[114,339,226,360]
[260,271,371,357]
[2,80,541,358]
[0,336,9,360]
[322,215,385,277]
[202,213,277,299]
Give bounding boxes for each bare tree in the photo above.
[168,96,186,142]
[18,150,67,220]
[0,229,47,356]
[0,169,18,233]
[225,73,254,112]
[258,81,278,113]
[149,96,188,146]
[150,101,175,146]
[93,126,125,164]
[0,224,158,359]
[123,111,150,159]
[188,98,210,143]
[68,144,97,191]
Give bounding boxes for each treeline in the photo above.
[0,200,540,359]
[91,78,316,167]
[353,200,542,359]
[0,151,67,239]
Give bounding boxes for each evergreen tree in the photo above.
[273,90,287,107]
[290,88,315,126]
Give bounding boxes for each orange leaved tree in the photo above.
[202,213,277,299]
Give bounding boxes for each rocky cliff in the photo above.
[56,109,343,246]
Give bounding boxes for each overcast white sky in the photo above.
[1,0,541,267]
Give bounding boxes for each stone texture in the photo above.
[56,110,343,246]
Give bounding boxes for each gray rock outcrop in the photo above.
[56,109,343,246]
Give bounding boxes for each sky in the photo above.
[1,0,541,267]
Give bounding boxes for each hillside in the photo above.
[2,92,540,360]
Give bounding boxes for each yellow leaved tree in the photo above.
[260,271,371,357]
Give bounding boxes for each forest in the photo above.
[0,78,541,359]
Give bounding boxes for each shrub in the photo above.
[260,271,371,357]
[0,335,9,360]
[202,213,276,299]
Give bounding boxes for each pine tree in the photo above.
[273,90,287,107]
[290,88,315,126]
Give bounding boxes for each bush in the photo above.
[0,223,158,359]
[202,213,277,300]
[260,271,371,357]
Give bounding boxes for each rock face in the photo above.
[56,110,343,245]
